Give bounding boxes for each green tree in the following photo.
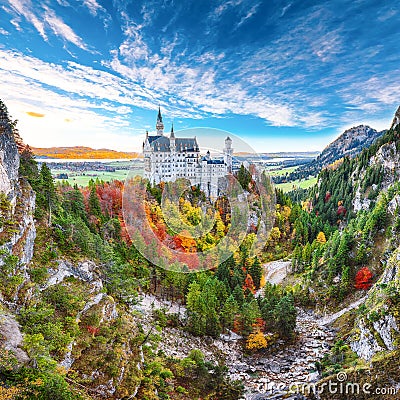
[88,185,102,218]
[237,164,251,190]
[241,299,261,336]
[37,163,57,223]
[221,295,239,330]
[274,295,297,338]
[249,257,263,289]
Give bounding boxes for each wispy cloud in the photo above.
[237,3,259,27]
[212,0,244,19]
[7,0,47,39]
[5,0,90,50]
[82,0,112,29]
[82,0,103,16]
[43,6,88,50]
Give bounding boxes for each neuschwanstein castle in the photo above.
[143,108,233,197]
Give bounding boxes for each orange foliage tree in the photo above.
[246,329,267,351]
[243,274,256,294]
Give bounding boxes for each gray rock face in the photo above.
[0,312,29,364]
[0,120,20,200]
[390,105,400,130]
[388,195,400,216]
[0,112,36,304]
[350,319,384,361]
[373,314,398,351]
[43,260,102,289]
[350,247,400,361]
[350,314,399,361]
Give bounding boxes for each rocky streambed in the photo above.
[228,308,336,399]
[135,294,336,400]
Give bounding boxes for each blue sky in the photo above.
[0,0,399,152]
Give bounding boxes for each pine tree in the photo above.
[237,164,252,190]
[221,295,239,330]
[249,257,263,289]
[232,284,245,307]
[241,299,261,336]
[88,185,102,218]
[274,295,297,338]
[38,163,57,223]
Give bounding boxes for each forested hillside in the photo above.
[1,98,400,400]
[0,99,292,399]
[273,125,385,184]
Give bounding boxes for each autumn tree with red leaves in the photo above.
[355,267,373,290]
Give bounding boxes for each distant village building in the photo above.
[143,108,233,197]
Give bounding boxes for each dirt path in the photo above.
[318,296,367,326]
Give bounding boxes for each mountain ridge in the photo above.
[32,146,140,159]
[274,125,385,184]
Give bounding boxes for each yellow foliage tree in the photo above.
[246,329,267,351]
[316,231,327,244]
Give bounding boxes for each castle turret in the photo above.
[156,106,164,135]
[224,136,233,173]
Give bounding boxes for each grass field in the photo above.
[53,169,143,187]
[51,160,314,191]
[275,176,318,192]
[265,166,299,176]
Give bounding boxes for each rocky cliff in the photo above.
[349,247,400,361]
[0,102,36,302]
[391,105,400,130]
[0,102,36,367]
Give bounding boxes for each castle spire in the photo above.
[156,106,164,135]
[170,123,175,138]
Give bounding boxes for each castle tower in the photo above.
[224,136,233,173]
[170,123,175,153]
[156,106,164,135]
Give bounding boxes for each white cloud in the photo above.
[82,0,103,16]
[237,3,259,27]
[280,3,292,17]
[7,0,47,39]
[10,18,22,31]
[0,27,9,35]
[43,7,88,50]
[5,0,90,51]
[212,0,244,18]
[377,8,397,22]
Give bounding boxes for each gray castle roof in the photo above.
[201,157,225,164]
[147,135,199,152]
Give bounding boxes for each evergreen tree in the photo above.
[241,299,261,336]
[88,185,102,218]
[37,163,57,222]
[274,295,297,338]
[221,295,239,330]
[232,284,245,307]
[237,164,251,190]
[249,257,263,289]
